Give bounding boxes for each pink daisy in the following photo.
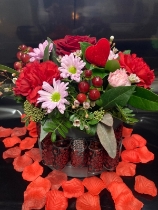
[37,79,69,114]
[28,40,53,62]
[58,53,86,82]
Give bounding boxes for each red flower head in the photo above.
[118,52,155,88]
[54,35,96,56]
[13,61,60,104]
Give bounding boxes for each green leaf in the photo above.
[87,113,94,120]
[60,124,68,133]
[43,127,53,132]
[51,41,59,65]
[110,105,138,124]
[128,86,158,111]
[69,114,76,121]
[87,124,97,135]
[80,42,92,69]
[80,122,84,130]
[58,127,66,138]
[43,45,49,61]
[101,86,136,109]
[97,122,117,158]
[123,50,131,54]
[51,132,56,142]
[0,64,19,75]
[88,119,99,125]
[92,68,109,78]
[47,37,52,43]
[104,60,120,72]
[101,113,113,126]
[95,98,103,107]
[65,120,72,128]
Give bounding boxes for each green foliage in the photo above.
[51,40,60,65]
[80,42,92,69]
[128,86,158,111]
[43,45,50,61]
[91,67,109,78]
[43,117,72,142]
[86,124,97,136]
[123,50,131,54]
[0,65,19,75]
[110,105,138,124]
[101,86,136,109]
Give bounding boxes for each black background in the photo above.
[0,1,158,209]
[0,0,158,71]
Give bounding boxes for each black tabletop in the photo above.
[0,114,158,210]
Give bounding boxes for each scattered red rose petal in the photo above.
[115,192,144,210]
[107,181,132,201]
[121,149,140,163]
[26,121,37,131]
[29,127,38,137]
[11,126,27,137]
[22,161,43,181]
[131,134,147,147]
[2,146,21,159]
[19,137,37,150]
[62,178,84,198]
[0,126,12,138]
[134,175,157,197]
[25,148,42,162]
[116,161,136,176]
[45,190,68,210]
[122,134,147,150]
[134,146,154,163]
[76,192,101,210]
[122,126,133,138]
[45,170,67,190]
[100,171,123,188]
[122,136,139,150]
[82,176,105,195]
[26,176,51,193]
[2,136,21,147]
[13,154,33,172]
[22,187,46,210]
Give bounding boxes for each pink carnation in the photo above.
[108,68,131,87]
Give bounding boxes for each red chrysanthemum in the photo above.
[13,61,60,104]
[119,52,155,88]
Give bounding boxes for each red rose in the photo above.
[54,35,96,56]
[118,52,155,88]
[13,61,60,104]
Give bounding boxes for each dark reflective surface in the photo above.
[0,0,158,70]
[0,104,158,209]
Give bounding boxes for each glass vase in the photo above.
[70,138,88,168]
[87,140,104,174]
[51,139,70,170]
[38,120,123,177]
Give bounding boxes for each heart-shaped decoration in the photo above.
[85,38,110,67]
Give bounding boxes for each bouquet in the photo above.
[0,35,158,158]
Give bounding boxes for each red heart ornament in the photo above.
[85,38,110,67]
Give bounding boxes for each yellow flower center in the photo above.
[68,66,76,74]
[51,92,61,102]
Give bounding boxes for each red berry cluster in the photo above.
[14,44,33,72]
[76,70,103,103]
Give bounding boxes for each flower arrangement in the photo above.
[0,35,158,158]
